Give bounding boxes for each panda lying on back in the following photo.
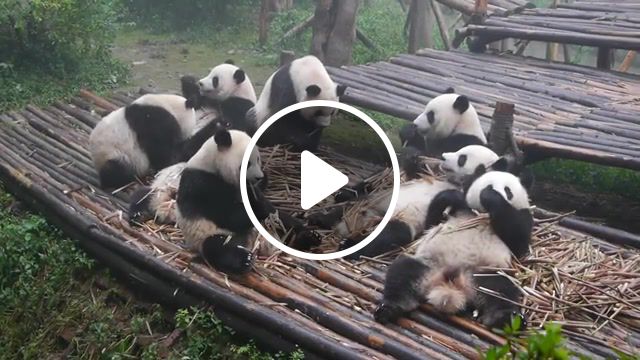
[89,94,196,189]
[400,88,486,157]
[254,55,347,152]
[375,170,533,329]
[325,145,501,259]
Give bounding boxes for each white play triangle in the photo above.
[300,151,349,210]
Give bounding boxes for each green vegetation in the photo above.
[0,186,302,359]
[0,0,129,111]
[531,159,640,202]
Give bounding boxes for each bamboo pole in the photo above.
[431,0,452,50]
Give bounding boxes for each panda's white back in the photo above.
[89,107,149,175]
[415,213,512,269]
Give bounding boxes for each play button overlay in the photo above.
[240,100,400,260]
[300,151,349,210]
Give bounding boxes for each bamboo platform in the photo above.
[327,48,640,170]
[1,90,639,358]
[435,0,534,17]
[454,0,640,51]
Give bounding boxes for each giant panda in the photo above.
[174,129,274,274]
[399,88,486,157]
[374,170,533,329]
[179,62,258,160]
[254,55,347,152]
[312,145,501,259]
[89,94,196,189]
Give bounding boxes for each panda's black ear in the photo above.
[214,130,232,149]
[233,69,246,84]
[306,85,321,98]
[491,157,510,172]
[336,84,347,97]
[453,95,470,114]
[225,59,235,65]
[473,164,487,177]
[444,87,455,94]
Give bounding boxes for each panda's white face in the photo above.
[465,171,530,212]
[441,145,499,183]
[198,64,256,103]
[413,93,479,139]
[290,56,345,127]
[188,129,263,185]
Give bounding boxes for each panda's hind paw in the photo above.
[374,303,403,324]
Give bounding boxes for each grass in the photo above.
[0,184,303,359]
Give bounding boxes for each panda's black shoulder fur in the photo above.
[99,159,136,189]
[177,168,253,233]
[268,62,296,112]
[220,97,257,135]
[257,111,323,151]
[125,103,183,170]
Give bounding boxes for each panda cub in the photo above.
[331,145,501,259]
[180,62,258,160]
[400,88,486,157]
[375,170,533,329]
[254,55,347,151]
[175,129,273,274]
[89,94,196,189]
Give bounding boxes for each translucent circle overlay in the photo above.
[240,100,400,260]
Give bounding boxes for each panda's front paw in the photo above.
[334,188,359,203]
[478,309,526,331]
[400,146,424,179]
[202,240,254,275]
[374,303,403,324]
[307,208,343,229]
[291,229,322,251]
[399,123,424,150]
[479,186,506,212]
[228,246,254,274]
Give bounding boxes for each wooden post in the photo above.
[279,50,296,67]
[489,102,521,159]
[562,44,571,63]
[597,47,613,70]
[407,0,434,54]
[546,0,559,61]
[430,0,451,51]
[618,51,636,72]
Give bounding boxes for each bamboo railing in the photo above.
[0,90,638,358]
[327,48,640,170]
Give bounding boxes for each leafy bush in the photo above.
[0,0,128,111]
[121,0,259,32]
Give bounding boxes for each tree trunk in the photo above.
[407,0,434,54]
[259,0,295,45]
[310,0,360,67]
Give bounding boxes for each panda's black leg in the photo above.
[480,187,533,258]
[340,219,413,259]
[334,181,372,203]
[128,186,152,225]
[278,212,322,251]
[375,255,430,324]
[471,270,525,330]
[99,159,136,189]
[200,235,253,275]
[425,189,469,227]
[307,206,344,229]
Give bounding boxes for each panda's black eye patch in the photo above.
[212,76,219,88]
[427,111,435,124]
[504,186,513,200]
[306,85,322,97]
[457,154,467,167]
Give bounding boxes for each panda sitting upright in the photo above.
[174,129,273,274]
[179,61,258,160]
[254,55,347,152]
[375,170,533,329]
[400,88,486,157]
